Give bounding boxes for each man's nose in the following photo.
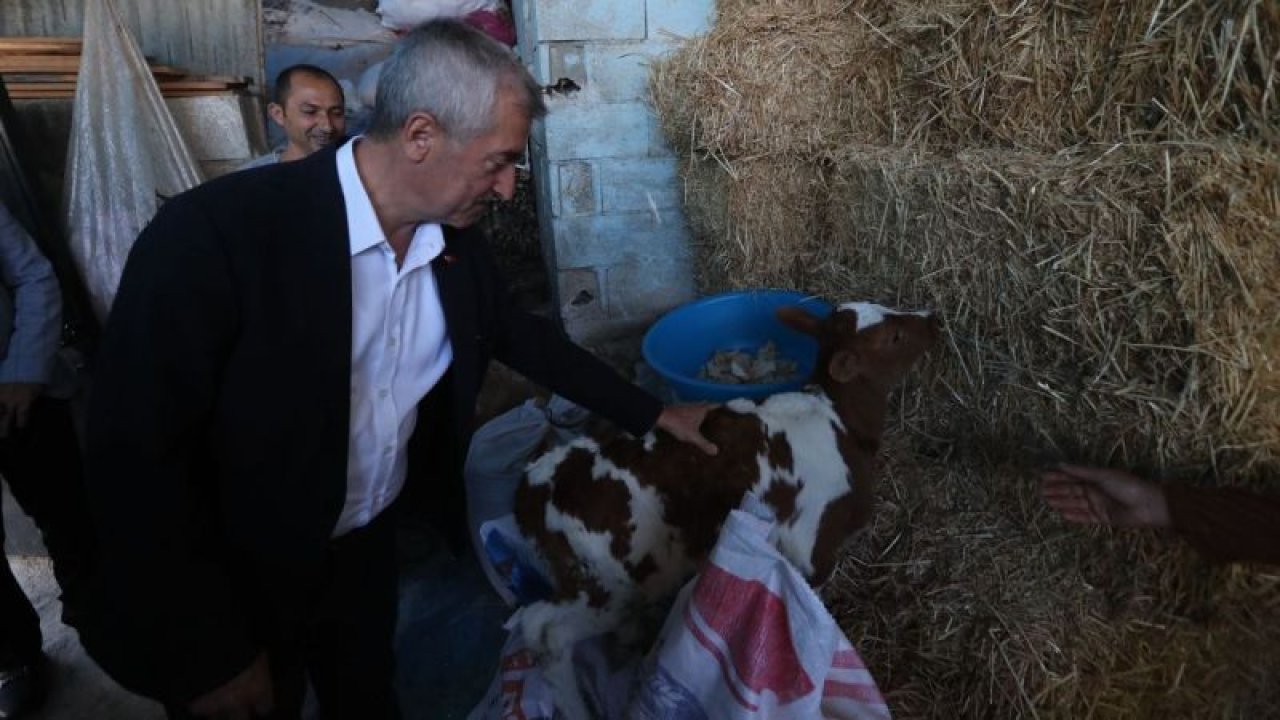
[315,115,332,132]
[493,164,516,201]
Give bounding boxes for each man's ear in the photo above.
[402,111,443,162]
[828,349,860,383]
[267,102,286,129]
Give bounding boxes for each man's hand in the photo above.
[0,383,42,439]
[188,652,274,720]
[655,403,719,456]
[1040,463,1171,529]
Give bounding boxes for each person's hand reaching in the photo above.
[1040,463,1172,529]
[655,403,719,456]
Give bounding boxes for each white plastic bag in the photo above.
[469,497,891,720]
[630,501,891,720]
[464,395,591,605]
[466,614,558,720]
[376,0,501,30]
[64,0,203,321]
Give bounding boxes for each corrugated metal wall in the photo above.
[0,0,264,94]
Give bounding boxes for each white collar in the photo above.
[335,137,445,267]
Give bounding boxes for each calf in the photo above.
[513,301,940,717]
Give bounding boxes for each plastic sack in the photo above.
[467,613,643,720]
[64,0,203,321]
[631,500,891,720]
[376,0,501,30]
[464,395,591,605]
[465,609,645,717]
[469,497,891,720]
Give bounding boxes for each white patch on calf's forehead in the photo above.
[836,302,931,331]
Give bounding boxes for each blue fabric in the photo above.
[0,203,61,385]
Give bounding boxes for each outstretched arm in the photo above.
[1039,464,1170,528]
[1041,463,1280,565]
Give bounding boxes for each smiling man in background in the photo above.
[241,64,347,170]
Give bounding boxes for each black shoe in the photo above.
[0,657,46,719]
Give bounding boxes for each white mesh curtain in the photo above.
[63,0,203,321]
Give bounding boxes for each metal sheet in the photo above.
[0,0,264,96]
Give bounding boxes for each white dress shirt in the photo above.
[334,138,453,537]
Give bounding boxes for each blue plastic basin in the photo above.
[642,290,834,402]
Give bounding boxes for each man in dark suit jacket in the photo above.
[82,20,714,720]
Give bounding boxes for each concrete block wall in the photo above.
[512,0,713,343]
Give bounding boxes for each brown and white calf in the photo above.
[513,301,940,716]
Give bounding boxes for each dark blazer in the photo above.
[81,146,662,703]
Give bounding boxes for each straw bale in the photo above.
[821,437,1280,718]
[679,154,835,289]
[684,141,1280,474]
[649,2,1280,715]
[649,0,1279,156]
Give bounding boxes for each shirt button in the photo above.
[379,388,389,399]
[383,445,394,455]
[389,336,399,347]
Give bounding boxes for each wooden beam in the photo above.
[0,56,189,77]
[7,79,246,94]
[0,37,83,55]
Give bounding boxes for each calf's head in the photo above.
[777,301,941,395]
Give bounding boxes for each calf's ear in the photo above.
[828,349,859,383]
[776,306,820,336]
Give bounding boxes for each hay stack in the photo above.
[650,0,1280,716]
[825,436,1280,718]
[680,142,1280,471]
[654,0,1280,473]
[652,0,1279,157]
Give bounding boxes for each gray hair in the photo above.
[367,19,546,142]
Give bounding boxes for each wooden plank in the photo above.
[5,82,77,92]
[8,87,243,100]
[0,37,82,55]
[6,89,74,99]
[0,56,190,77]
[7,78,244,94]
[2,72,245,86]
[0,73,80,83]
[0,56,83,73]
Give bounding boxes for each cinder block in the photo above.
[599,156,680,213]
[646,0,714,39]
[604,256,696,323]
[543,102,652,160]
[647,112,679,157]
[557,267,609,338]
[586,42,650,103]
[548,42,587,88]
[557,161,597,216]
[551,210,692,268]
[533,0,644,41]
